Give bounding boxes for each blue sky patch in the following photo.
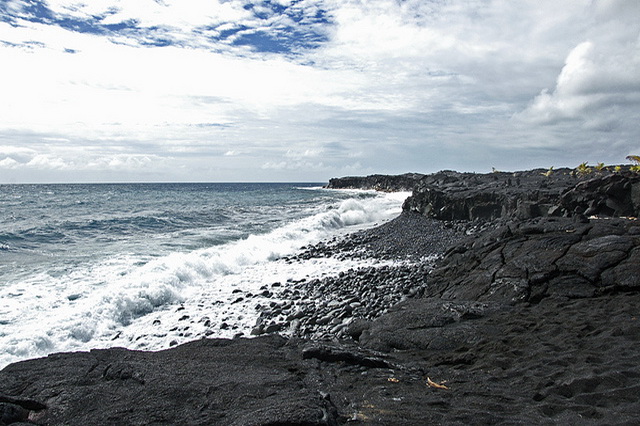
[233,28,327,54]
[230,1,331,53]
[2,0,332,55]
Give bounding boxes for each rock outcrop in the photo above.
[360,216,640,351]
[325,173,424,192]
[427,217,640,302]
[1,336,343,425]
[403,168,640,221]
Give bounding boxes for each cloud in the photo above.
[0,139,166,174]
[0,12,362,139]
[1,0,330,53]
[0,157,20,169]
[26,154,70,170]
[0,145,38,161]
[261,159,324,170]
[285,148,322,158]
[513,3,640,160]
[518,39,640,124]
[1,1,639,182]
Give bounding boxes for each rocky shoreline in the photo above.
[2,168,640,425]
[252,213,461,341]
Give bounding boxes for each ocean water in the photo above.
[0,183,409,368]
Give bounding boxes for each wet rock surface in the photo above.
[2,169,640,425]
[252,262,435,340]
[252,213,462,340]
[290,211,460,261]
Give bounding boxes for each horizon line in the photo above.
[0,181,328,185]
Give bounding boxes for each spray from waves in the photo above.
[0,191,409,368]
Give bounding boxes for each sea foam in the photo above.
[0,190,409,368]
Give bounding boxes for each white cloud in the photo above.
[44,0,251,32]
[1,0,639,182]
[516,33,640,134]
[261,160,324,170]
[0,157,20,169]
[26,155,70,170]
[0,17,366,142]
[0,139,168,175]
[0,146,38,157]
[261,161,287,170]
[285,149,322,158]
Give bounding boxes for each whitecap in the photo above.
[0,190,410,368]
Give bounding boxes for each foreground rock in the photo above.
[0,336,343,425]
[2,169,640,425]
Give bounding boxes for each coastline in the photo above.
[253,212,463,340]
[0,184,406,369]
[1,168,639,425]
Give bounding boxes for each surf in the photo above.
[0,186,409,368]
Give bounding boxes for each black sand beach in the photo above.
[1,167,639,425]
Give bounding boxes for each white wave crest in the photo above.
[0,190,409,368]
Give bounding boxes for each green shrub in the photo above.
[576,162,591,176]
[541,166,554,177]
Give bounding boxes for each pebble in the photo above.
[251,214,459,340]
[225,212,467,341]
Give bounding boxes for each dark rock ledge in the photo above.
[325,173,424,192]
[403,167,640,222]
[2,169,640,425]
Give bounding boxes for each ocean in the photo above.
[0,183,408,368]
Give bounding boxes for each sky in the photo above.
[0,0,639,183]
